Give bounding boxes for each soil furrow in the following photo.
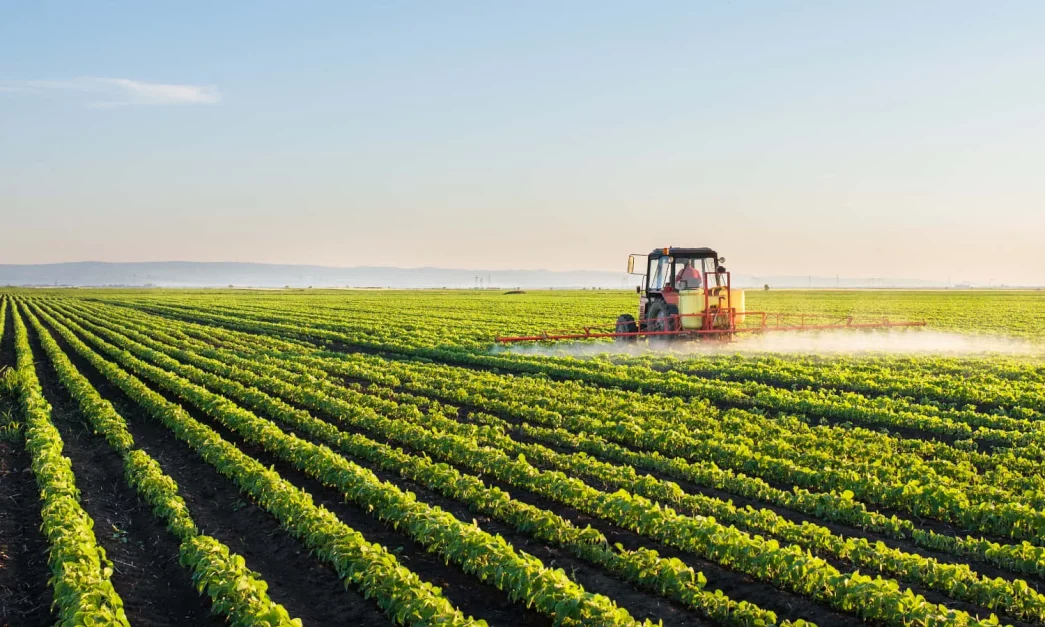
[135,379,552,627]
[25,315,221,626]
[38,311,395,626]
[269,384,859,626]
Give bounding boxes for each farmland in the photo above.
[1,289,1044,627]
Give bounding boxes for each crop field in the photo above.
[2,288,1045,627]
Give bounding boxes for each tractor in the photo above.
[495,246,925,344]
[615,247,739,340]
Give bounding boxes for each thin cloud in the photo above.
[8,77,220,107]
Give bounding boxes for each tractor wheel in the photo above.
[647,300,679,338]
[615,314,638,342]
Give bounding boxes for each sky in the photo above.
[2,1,1044,285]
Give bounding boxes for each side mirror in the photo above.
[718,256,726,264]
[627,255,635,274]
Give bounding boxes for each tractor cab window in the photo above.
[648,256,673,290]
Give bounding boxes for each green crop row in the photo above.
[386,349,1045,540]
[107,298,1045,516]
[32,303,483,627]
[41,302,1009,627]
[62,299,1045,584]
[66,298,1045,623]
[7,302,130,626]
[614,353,1045,416]
[58,302,808,626]
[15,289,1045,627]
[36,304,645,627]
[0,297,19,442]
[19,301,300,626]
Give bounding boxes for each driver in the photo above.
[676,260,702,289]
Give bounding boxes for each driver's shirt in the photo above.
[676,266,701,289]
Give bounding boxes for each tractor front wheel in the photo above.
[615,314,638,342]
[647,301,679,337]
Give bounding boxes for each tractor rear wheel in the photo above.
[647,300,679,337]
[615,314,638,342]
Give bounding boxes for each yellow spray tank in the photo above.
[678,287,745,329]
[708,286,745,329]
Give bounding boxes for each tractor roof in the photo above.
[648,247,718,259]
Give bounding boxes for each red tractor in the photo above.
[615,247,740,340]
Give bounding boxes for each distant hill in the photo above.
[0,261,973,289]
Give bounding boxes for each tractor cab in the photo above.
[644,248,723,294]
[618,247,744,337]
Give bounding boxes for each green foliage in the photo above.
[7,301,130,627]
[22,303,299,625]
[6,287,1045,627]
[34,303,486,627]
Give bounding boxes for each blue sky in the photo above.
[2,1,1043,284]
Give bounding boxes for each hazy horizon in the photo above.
[0,258,1038,286]
[3,2,1043,285]
[0,259,1036,288]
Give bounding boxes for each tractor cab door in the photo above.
[647,256,673,292]
[639,256,675,324]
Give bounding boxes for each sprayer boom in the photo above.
[496,312,927,343]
